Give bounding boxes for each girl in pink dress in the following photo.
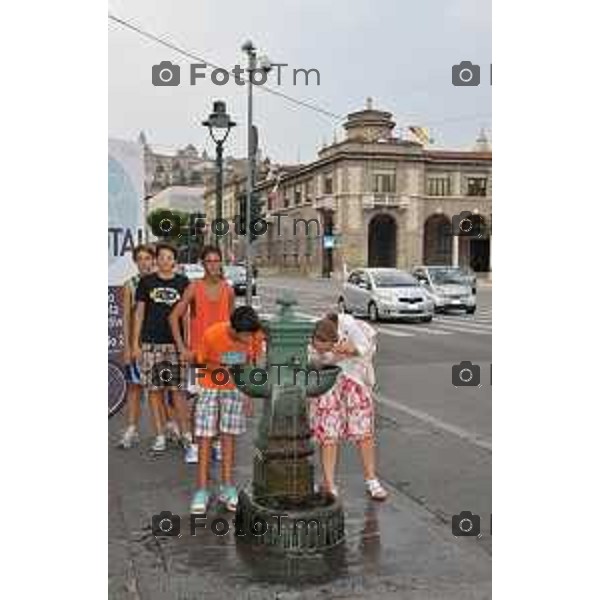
[308,314,387,501]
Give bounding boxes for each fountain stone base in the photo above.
[236,487,345,553]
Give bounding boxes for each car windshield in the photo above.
[430,269,468,285]
[224,266,245,277]
[372,272,417,287]
[182,264,204,278]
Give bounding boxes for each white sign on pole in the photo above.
[108,139,144,285]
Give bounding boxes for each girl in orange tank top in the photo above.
[190,278,234,350]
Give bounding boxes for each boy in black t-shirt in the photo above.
[133,243,192,453]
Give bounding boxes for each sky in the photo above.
[108,0,491,162]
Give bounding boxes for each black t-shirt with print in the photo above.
[135,272,190,344]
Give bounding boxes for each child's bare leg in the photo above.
[356,435,377,480]
[126,384,141,428]
[196,436,212,488]
[220,434,235,485]
[171,390,191,436]
[148,390,165,435]
[320,441,339,491]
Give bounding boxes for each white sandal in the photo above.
[318,483,339,498]
[366,478,388,501]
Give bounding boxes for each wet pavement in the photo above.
[109,412,491,599]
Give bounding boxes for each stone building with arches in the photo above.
[207,100,492,276]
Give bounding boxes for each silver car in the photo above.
[180,263,205,281]
[411,266,476,314]
[338,268,434,322]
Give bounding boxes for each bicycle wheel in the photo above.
[108,360,127,418]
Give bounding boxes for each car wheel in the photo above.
[421,315,433,322]
[252,285,257,296]
[466,307,476,315]
[368,302,379,322]
[337,297,348,313]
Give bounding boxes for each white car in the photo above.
[180,263,205,281]
[411,266,476,314]
[338,268,435,322]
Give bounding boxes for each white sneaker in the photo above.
[118,427,139,449]
[151,435,167,453]
[184,443,198,464]
[165,421,181,444]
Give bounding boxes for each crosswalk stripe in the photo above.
[375,326,415,338]
[435,318,492,331]
[381,323,452,335]
[432,322,492,335]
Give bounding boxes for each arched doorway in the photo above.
[368,214,397,267]
[469,214,491,272]
[423,214,452,265]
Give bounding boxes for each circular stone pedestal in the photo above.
[236,487,345,553]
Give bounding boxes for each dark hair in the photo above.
[200,245,222,262]
[314,318,339,343]
[132,244,155,261]
[325,312,339,325]
[231,306,261,333]
[155,242,178,261]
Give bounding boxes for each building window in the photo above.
[427,177,451,196]
[283,194,290,208]
[305,179,313,204]
[372,173,396,193]
[323,174,334,195]
[466,177,487,197]
[294,187,302,205]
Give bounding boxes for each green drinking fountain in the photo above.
[234,294,345,552]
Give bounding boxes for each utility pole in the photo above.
[242,41,271,305]
[243,41,257,306]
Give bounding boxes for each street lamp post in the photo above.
[203,101,236,249]
[242,40,271,306]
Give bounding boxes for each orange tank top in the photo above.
[190,279,233,350]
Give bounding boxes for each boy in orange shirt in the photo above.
[190,306,264,514]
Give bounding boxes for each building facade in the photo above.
[204,101,492,276]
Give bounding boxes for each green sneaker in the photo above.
[190,489,211,514]
[219,485,238,512]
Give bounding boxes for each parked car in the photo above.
[180,263,205,281]
[223,264,257,296]
[411,266,476,314]
[338,268,434,322]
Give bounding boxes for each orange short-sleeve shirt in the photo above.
[195,321,265,390]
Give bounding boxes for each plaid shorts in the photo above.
[194,388,246,437]
[139,343,184,391]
